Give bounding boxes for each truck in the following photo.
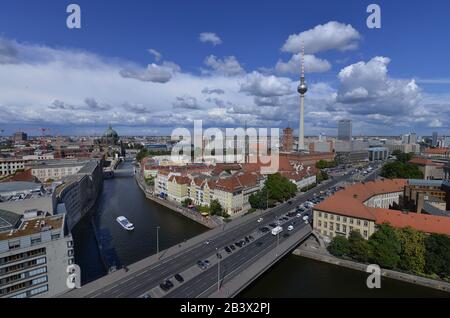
[271,226,283,236]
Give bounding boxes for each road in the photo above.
[72,171,356,298]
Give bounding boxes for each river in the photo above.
[71,161,449,297]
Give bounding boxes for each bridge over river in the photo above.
[63,172,351,298]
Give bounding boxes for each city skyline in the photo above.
[0,0,449,137]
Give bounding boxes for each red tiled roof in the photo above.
[409,157,443,167]
[168,175,191,185]
[375,208,450,236]
[424,147,449,155]
[315,178,450,236]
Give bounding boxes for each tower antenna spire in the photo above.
[301,41,305,79]
[297,41,308,152]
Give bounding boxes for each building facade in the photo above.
[0,159,25,176]
[338,119,352,141]
[0,211,74,298]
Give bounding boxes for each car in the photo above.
[283,233,290,238]
[230,245,236,251]
[282,217,289,221]
[160,282,169,291]
[288,200,293,205]
[142,293,151,298]
[245,236,250,243]
[216,252,222,259]
[248,235,254,240]
[268,223,277,228]
[302,215,309,221]
[257,217,263,223]
[287,225,294,231]
[204,240,211,245]
[296,213,301,217]
[174,274,184,283]
[204,260,211,267]
[225,246,231,253]
[165,279,174,289]
[260,227,269,233]
[197,260,207,270]
[235,242,242,248]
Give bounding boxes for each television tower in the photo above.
[297,43,308,151]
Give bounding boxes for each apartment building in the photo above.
[0,211,74,298]
[0,159,25,176]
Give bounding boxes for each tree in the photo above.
[181,198,192,208]
[380,161,423,179]
[396,227,426,274]
[348,230,370,262]
[209,199,224,216]
[316,170,329,183]
[249,188,268,209]
[316,160,338,169]
[265,173,297,202]
[368,223,401,269]
[391,150,414,163]
[424,233,450,278]
[136,148,149,162]
[328,236,350,257]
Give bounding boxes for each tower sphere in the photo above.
[297,82,308,95]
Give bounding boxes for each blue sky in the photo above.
[0,0,449,136]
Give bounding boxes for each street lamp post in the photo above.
[156,226,160,256]
[216,248,220,292]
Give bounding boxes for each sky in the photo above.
[0,0,449,136]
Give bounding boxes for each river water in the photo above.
[71,161,449,297]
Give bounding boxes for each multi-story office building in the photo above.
[402,133,417,145]
[432,132,438,147]
[13,132,27,143]
[0,211,74,298]
[337,119,352,141]
[368,147,389,161]
[0,159,26,176]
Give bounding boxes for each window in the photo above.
[330,215,334,220]
[343,217,347,223]
[68,249,74,257]
[28,267,47,277]
[8,241,20,250]
[364,221,368,227]
[349,218,354,224]
[363,230,368,238]
[29,285,48,296]
[31,237,41,245]
[357,220,361,226]
[32,276,47,286]
[343,225,347,233]
[35,257,46,265]
[51,234,60,240]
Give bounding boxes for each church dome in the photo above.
[104,124,119,139]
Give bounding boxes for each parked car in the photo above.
[197,260,207,270]
[287,225,294,231]
[225,246,231,254]
[257,217,263,223]
[174,274,184,283]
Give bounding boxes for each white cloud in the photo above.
[429,119,443,128]
[120,63,176,83]
[336,56,421,116]
[148,48,162,61]
[239,71,294,97]
[204,55,244,76]
[275,53,331,74]
[199,32,222,46]
[281,21,361,54]
[173,95,201,110]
